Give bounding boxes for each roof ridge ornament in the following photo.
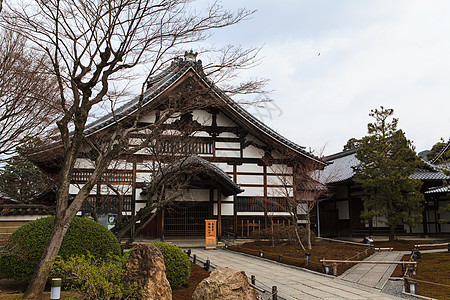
[184,49,198,61]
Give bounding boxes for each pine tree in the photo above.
[0,157,51,202]
[354,107,423,241]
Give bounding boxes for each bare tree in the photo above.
[1,0,264,297]
[267,150,331,250]
[0,29,60,160]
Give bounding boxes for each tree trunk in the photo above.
[22,216,69,298]
[270,218,274,247]
[291,211,305,251]
[389,225,395,242]
[306,210,312,250]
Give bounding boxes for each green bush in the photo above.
[152,242,190,288]
[0,216,121,281]
[50,253,138,299]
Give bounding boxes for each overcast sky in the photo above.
[198,0,450,155]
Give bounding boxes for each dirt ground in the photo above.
[1,239,448,299]
[228,240,375,275]
[172,262,210,300]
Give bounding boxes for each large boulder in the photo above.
[192,267,262,300]
[122,244,172,300]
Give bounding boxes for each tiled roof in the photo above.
[321,149,359,183]
[0,204,54,216]
[82,54,323,163]
[425,186,450,194]
[410,169,450,180]
[143,156,243,196]
[322,149,450,183]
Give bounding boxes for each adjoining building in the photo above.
[319,149,450,237]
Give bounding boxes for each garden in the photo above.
[0,216,209,299]
[1,218,449,299]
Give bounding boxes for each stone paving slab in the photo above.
[190,248,403,299]
[339,251,409,290]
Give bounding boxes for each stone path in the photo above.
[190,248,403,299]
[339,251,409,289]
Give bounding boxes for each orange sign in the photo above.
[205,220,217,250]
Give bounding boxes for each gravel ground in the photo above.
[382,279,427,300]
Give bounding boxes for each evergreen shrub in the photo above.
[0,216,121,281]
[152,242,190,288]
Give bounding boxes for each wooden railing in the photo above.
[72,169,133,184]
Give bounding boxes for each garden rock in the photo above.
[192,267,262,300]
[122,244,172,300]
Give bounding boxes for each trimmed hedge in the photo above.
[152,242,190,288]
[0,216,121,282]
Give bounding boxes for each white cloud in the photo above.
[218,1,450,154]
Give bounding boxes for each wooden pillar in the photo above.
[218,191,222,240]
[233,164,238,238]
[131,161,137,237]
[209,189,214,218]
[161,208,165,242]
[347,183,353,237]
[422,203,428,236]
[263,165,268,229]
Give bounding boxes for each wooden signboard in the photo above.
[205,220,217,249]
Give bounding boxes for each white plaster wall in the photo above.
[213,203,234,216]
[218,132,238,138]
[171,189,209,202]
[215,150,240,158]
[297,203,308,215]
[74,158,95,169]
[136,163,154,171]
[135,203,146,212]
[267,187,293,197]
[135,189,146,201]
[243,145,263,159]
[222,195,234,203]
[192,131,211,137]
[136,172,152,183]
[237,174,263,185]
[100,184,132,195]
[108,160,133,170]
[336,200,349,220]
[192,110,212,125]
[216,141,240,149]
[237,164,263,173]
[238,212,265,216]
[216,112,237,127]
[212,162,234,173]
[239,186,264,197]
[138,112,157,123]
[267,174,293,186]
[267,164,293,174]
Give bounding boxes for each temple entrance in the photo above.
[164,201,210,237]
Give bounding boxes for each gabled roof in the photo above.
[71,52,322,164]
[323,149,450,184]
[142,156,243,196]
[321,149,359,183]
